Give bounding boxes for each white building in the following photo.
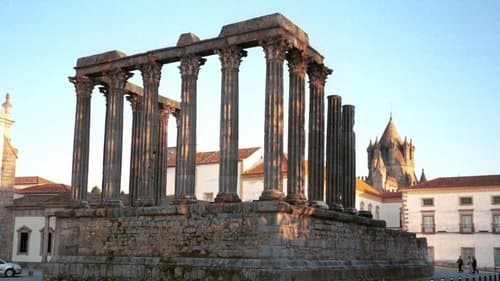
[402,175,500,270]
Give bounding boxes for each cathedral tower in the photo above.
[367,116,417,191]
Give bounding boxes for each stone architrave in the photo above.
[259,38,289,201]
[69,75,94,205]
[136,61,162,206]
[342,104,356,213]
[126,93,142,206]
[101,69,132,207]
[215,46,247,203]
[326,95,343,211]
[174,56,205,204]
[307,63,332,207]
[155,104,171,206]
[285,48,308,205]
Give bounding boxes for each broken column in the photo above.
[326,95,343,211]
[342,104,356,214]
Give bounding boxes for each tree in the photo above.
[90,186,101,195]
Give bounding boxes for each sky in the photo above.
[0,0,498,191]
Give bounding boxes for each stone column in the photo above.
[326,95,343,211]
[41,214,49,262]
[215,46,246,203]
[259,38,288,201]
[69,75,94,205]
[155,104,171,206]
[101,69,132,207]
[174,56,205,204]
[307,63,332,208]
[126,93,142,206]
[342,104,356,213]
[136,61,162,206]
[285,49,307,205]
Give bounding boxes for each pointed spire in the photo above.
[2,93,12,116]
[419,169,427,183]
[380,115,403,146]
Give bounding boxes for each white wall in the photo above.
[379,202,401,229]
[406,188,500,269]
[12,216,55,263]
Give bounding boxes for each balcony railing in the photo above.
[459,223,474,233]
[421,224,435,234]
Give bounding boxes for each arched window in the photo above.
[360,201,365,211]
[375,206,380,219]
[16,226,32,255]
[368,203,373,212]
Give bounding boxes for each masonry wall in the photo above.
[45,201,431,281]
[0,137,16,260]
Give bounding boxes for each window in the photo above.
[492,196,500,205]
[368,203,373,213]
[493,214,500,233]
[422,198,434,207]
[495,248,500,269]
[40,227,55,255]
[461,247,475,260]
[460,197,473,205]
[375,206,380,220]
[202,192,214,202]
[460,214,474,233]
[17,226,32,255]
[359,201,365,211]
[422,215,435,233]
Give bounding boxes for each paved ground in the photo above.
[422,266,499,280]
[0,269,42,281]
[1,267,498,280]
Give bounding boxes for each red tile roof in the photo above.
[15,176,54,186]
[242,155,289,177]
[409,175,500,189]
[15,183,70,194]
[13,192,71,207]
[167,147,260,167]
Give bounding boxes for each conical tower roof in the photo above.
[380,116,403,147]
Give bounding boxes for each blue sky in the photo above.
[0,1,498,190]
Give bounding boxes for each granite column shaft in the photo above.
[326,95,343,209]
[342,105,356,210]
[175,56,205,203]
[286,49,307,204]
[127,94,141,206]
[136,62,162,206]
[101,69,131,206]
[307,63,331,203]
[215,47,246,203]
[259,39,288,201]
[69,76,94,204]
[155,105,170,205]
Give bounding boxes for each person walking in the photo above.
[472,256,479,274]
[456,256,464,272]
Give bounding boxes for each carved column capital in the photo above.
[98,86,108,97]
[217,46,247,69]
[286,49,308,75]
[139,61,162,86]
[307,63,332,88]
[261,38,290,61]
[69,75,94,97]
[159,104,174,118]
[126,93,142,111]
[179,56,206,77]
[109,69,133,90]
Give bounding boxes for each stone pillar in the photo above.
[174,56,205,204]
[259,38,288,201]
[155,104,170,206]
[342,104,356,213]
[326,95,343,211]
[307,63,332,208]
[41,214,49,262]
[136,61,162,206]
[127,93,142,206]
[69,75,94,205]
[285,49,307,205]
[215,46,246,203]
[101,69,132,207]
